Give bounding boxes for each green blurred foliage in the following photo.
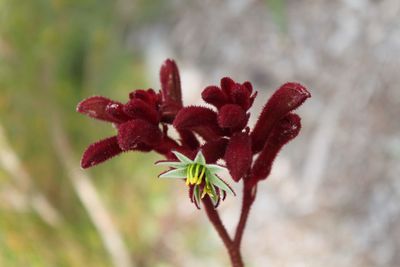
[0,0,194,266]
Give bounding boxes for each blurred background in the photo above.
[0,0,399,266]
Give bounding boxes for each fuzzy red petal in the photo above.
[173,106,223,141]
[250,113,301,185]
[201,86,228,109]
[217,104,247,130]
[123,99,159,124]
[81,136,122,169]
[242,81,253,94]
[224,132,252,182]
[231,84,252,110]
[251,82,310,152]
[77,96,122,123]
[220,77,235,96]
[117,119,162,150]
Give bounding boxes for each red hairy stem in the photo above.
[202,197,244,267]
[233,184,255,247]
[202,197,232,249]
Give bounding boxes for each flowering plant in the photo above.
[77,59,310,267]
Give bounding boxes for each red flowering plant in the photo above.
[77,59,310,267]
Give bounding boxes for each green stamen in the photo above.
[189,164,195,184]
[197,165,205,185]
[194,164,200,181]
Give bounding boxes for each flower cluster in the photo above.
[77,59,310,208]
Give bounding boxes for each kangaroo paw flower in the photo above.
[157,150,234,208]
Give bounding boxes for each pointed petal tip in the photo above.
[282,82,311,98]
[80,136,122,169]
[194,150,206,165]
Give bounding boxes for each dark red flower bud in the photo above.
[77,96,122,123]
[178,129,200,150]
[251,82,310,152]
[105,102,131,123]
[123,99,159,124]
[173,106,223,141]
[201,86,228,109]
[81,136,122,169]
[117,119,162,150]
[217,104,247,130]
[220,77,235,96]
[249,113,301,186]
[160,59,183,123]
[160,59,182,106]
[201,138,229,163]
[224,132,252,182]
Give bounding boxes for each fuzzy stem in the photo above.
[233,186,254,247]
[202,197,232,249]
[202,197,244,267]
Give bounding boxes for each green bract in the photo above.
[157,151,234,208]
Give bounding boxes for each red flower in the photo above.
[77,59,311,207]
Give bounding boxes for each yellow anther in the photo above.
[201,182,215,199]
[186,167,191,185]
[201,188,207,199]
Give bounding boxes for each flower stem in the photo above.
[202,197,232,249]
[202,197,245,267]
[234,186,254,246]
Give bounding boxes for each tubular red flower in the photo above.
[173,106,224,141]
[217,104,248,130]
[159,59,183,123]
[117,119,162,150]
[153,136,180,155]
[201,138,229,163]
[81,136,122,169]
[224,132,252,182]
[178,129,200,150]
[77,96,123,123]
[251,82,310,153]
[249,113,301,186]
[123,99,160,125]
[160,59,182,105]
